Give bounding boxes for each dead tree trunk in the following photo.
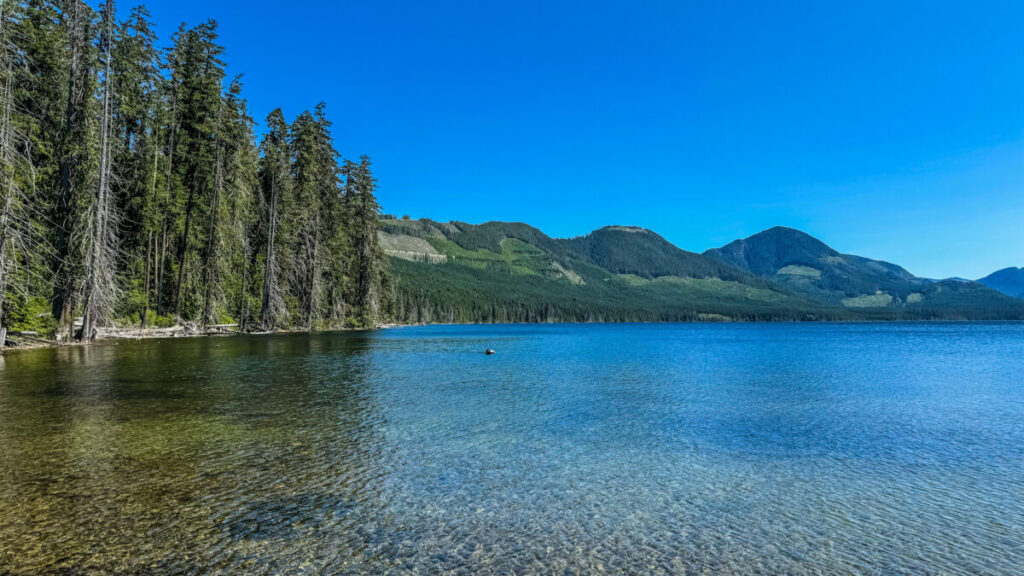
[52,0,84,341]
[0,0,20,350]
[80,3,119,341]
[0,163,11,350]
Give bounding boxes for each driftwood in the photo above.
[10,333,54,344]
[2,330,56,349]
[96,323,240,340]
[97,325,186,339]
[1,323,243,350]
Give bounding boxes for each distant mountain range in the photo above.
[978,267,1024,299]
[379,218,1024,323]
[702,226,1017,312]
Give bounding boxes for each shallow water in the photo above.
[1,323,1023,575]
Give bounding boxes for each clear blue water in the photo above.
[1,323,1023,574]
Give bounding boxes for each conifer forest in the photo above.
[0,0,389,344]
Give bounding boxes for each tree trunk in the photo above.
[155,219,167,314]
[259,181,279,330]
[173,184,196,319]
[141,230,152,327]
[80,3,118,341]
[156,92,177,317]
[304,226,319,329]
[1,2,17,350]
[0,179,11,351]
[52,0,83,341]
[238,248,250,332]
[202,98,226,326]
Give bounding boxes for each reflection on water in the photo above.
[1,324,1023,574]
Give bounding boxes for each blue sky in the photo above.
[133,0,1023,279]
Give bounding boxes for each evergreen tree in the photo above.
[257,108,290,330]
[288,103,341,329]
[46,0,96,340]
[79,0,118,340]
[199,80,226,325]
[343,155,385,326]
[313,103,347,326]
[109,5,159,324]
[0,1,390,347]
[165,20,224,321]
[219,77,258,330]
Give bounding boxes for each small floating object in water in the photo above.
[485,349,496,355]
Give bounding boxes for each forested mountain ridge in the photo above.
[0,1,388,348]
[978,267,1024,299]
[380,219,1024,323]
[380,218,838,323]
[704,226,922,295]
[703,227,1022,313]
[558,226,772,286]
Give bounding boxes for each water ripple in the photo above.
[1,324,1023,574]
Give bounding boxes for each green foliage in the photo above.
[704,226,1024,316]
[390,258,840,324]
[5,296,56,335]
[383,219,1024,324]
[343,156,387,326]
[0,0,390,346]
[562,226,768,286]
[151,313,175,328]
[382,220,841,323]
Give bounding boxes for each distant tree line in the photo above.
[387,257,852,325]
[0,1,388,345]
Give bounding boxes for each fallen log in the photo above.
[15,333,55,344]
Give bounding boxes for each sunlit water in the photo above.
[1,323,1023,575]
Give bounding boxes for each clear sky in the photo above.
[131,0,1023,279]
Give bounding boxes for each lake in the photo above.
[1,323,1023,574]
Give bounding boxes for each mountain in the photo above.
[978,267,1024,299]
[704,226,1024,315]
[379,219,1024,323]
[557,226,766,284]
[379,219,841,323]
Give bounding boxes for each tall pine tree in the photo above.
[257,108,290,330]
[343,155,385,326]
[0,1,390,347]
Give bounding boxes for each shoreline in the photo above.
[5,317,1021,353]
[1,323,384,353]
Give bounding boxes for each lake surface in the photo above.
[1,323,1023,575]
